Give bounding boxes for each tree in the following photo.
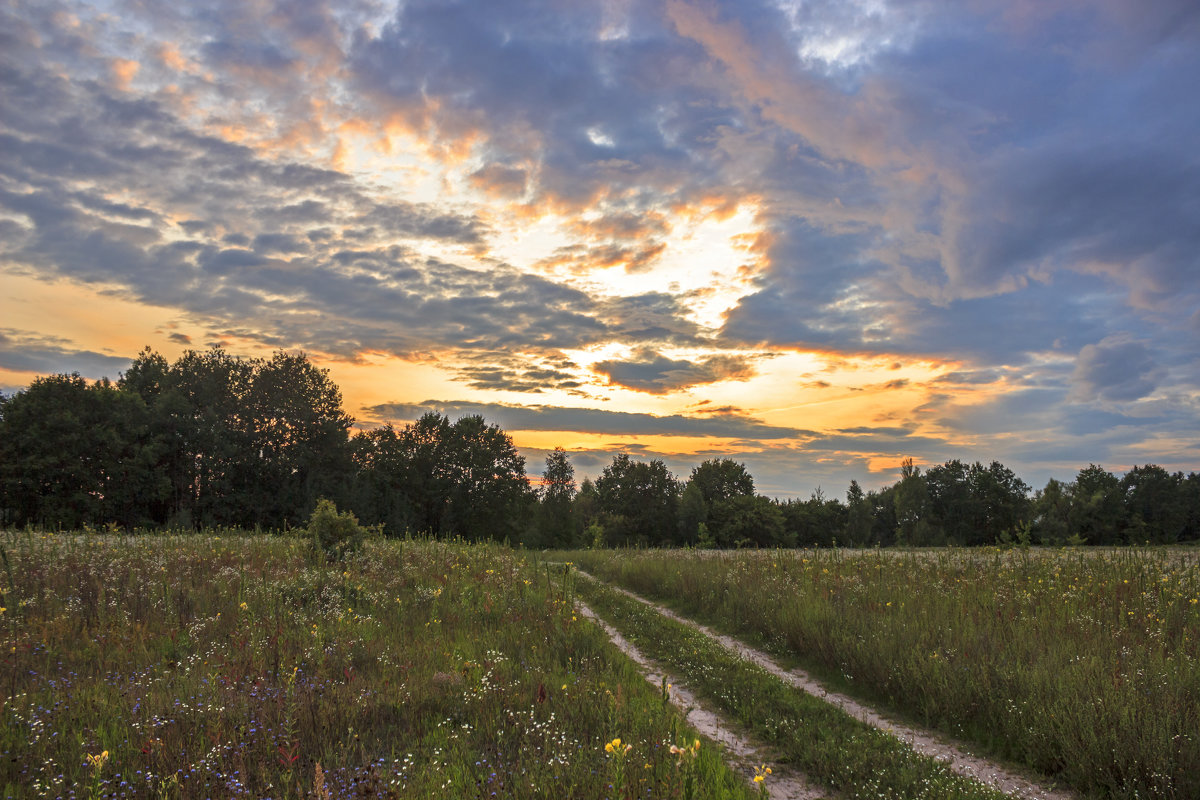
[594,454,680,546]
[709,494,788,547]
[868,486,897,546]
[1181,473,1200,543]
[0,374,167,529]
[687,459,756,546]
[689,459,755,505]
[924,460,971,544]
[894,458,933,545]
[779,489,846,547]
[348,424,419,535]
[1068,465,1124,544]
[1032,478,1072,544]
[844,480,872,546]
[967,461,1031,544]
[1120,465,1185,543]
[573,477,600,543]
[537,448,577,548]
[243,351,354,527]
[677,481,707,546]
[159,347,258,527]
[0,374,105,528]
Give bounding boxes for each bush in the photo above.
[307,498,370,562]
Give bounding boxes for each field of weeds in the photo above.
[567,546,1200,800]
[0,531,756,799]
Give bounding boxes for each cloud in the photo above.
[1,0,1198,495]
[1072,337,1166,403]
[362,399,812,440]
[592,350,756,393]
[0,330,131,379]
[450,353,586,394]
[469,164,529,198]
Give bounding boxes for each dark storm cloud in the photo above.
[362,400,810,441]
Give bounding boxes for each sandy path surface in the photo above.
[575,597,828,800]
[578,569,1076,800]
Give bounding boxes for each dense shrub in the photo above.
[307,498,370,562]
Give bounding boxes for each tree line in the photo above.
[1,347,1198,547]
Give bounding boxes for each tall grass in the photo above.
[574,572,1015,800]
[0,530,756,799]
[567,547,1200,800]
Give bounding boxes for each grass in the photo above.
[565,564,1018,800]
[0,529,758,799]
[563,546,1200,800]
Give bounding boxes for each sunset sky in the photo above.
[1,0,1197,497]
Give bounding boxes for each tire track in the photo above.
[577,569,1075,800]
[575,596,828,800]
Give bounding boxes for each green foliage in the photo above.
[709,495,788,548]
[688,458,755,505]
[306,498,368,562]
[594,454,681,546]
[586,520,606,549]
[677,482,707,545]
[350,412,532,541]
[535,447,577,548]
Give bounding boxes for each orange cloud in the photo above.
[109,58,139,90]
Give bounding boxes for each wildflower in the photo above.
[87,750,109,770]
[239,601,248,611]
[604,737,631,755]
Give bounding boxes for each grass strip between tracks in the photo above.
[572,568,1019,800]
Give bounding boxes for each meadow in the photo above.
[566,547,1200,800]
[0,530,757,799]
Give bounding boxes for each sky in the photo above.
[1,0,1198,498]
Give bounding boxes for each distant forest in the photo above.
[1,347,1198,547]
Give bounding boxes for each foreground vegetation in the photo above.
[567,567,1014,800]
[567,547,1200,800]
[0,530,757,799]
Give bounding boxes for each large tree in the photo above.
[243,351,354,526]
[844,480,873,546]
[685,458,757,546]
[119,346,354,528]
[1068,464,1125,545]
[537,448,577,548]
[1120,465,1186,543]
[0,374,167,528]
[594,454,680,546]
[441,414,532,542]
